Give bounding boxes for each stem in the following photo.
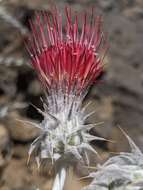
[52,167,67,190]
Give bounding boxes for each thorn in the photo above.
[109,151,121,155]
[83,165,97,169]
[15,118,41,129]
[105,139,116,143]
[78,175,91,180]
[27,154,31,165]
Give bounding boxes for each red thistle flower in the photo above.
[26,8,108,179]
[26,7,107,114]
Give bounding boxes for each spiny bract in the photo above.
[84,132,143,190]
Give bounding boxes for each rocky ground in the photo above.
[0,0,143,189]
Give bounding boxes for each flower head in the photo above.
[26,7,107,167]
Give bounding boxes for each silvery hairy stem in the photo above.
[52,167,67,190]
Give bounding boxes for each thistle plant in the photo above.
[26,7,107,190]
[84,131,143,190]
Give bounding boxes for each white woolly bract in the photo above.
[28,98,105,167]
[83,132,143,190]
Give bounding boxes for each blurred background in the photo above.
[0,0,143,189]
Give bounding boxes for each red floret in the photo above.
[26,7,107,97]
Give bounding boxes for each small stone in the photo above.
[123,6,143,19]
[0,124,9,148]
[0,187,10,190]
[108,127,130,152]
[99,0,114,10]
[2,158,53,190]
[84,98,113,138]
[0,124,10,168]
[13,144,28,159]
[28,80,42,96]
[2,159,31,189]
